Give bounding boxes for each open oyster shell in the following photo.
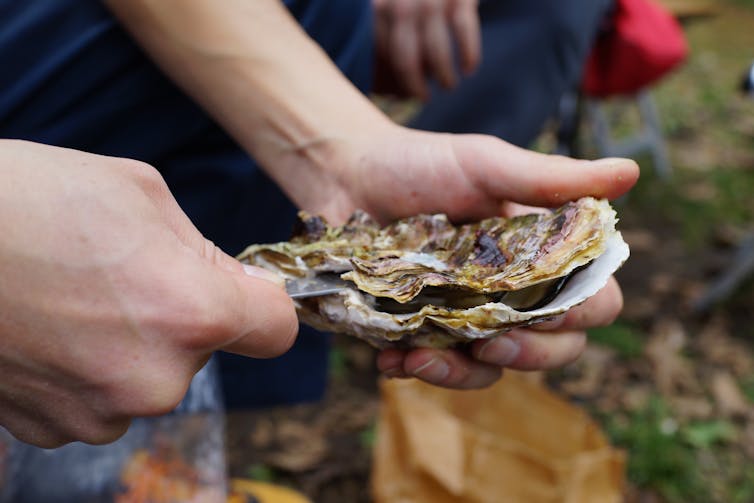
[237,197,629,349]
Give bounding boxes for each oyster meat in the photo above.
[237,197,629,349]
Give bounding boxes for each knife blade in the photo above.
[285,274,351,299]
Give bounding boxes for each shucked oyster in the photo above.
[237,197,629,349]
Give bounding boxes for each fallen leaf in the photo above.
[669,396,714,421]
[694,317,754,377]
[621,229,658,252]
[560,345,615,397]
[268,421,329,472]
[711,371,751,418]
[644,319,699,396]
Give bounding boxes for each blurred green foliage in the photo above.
[605,397,707,502]
[587,321,645,358]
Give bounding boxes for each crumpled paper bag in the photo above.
[372,372,625,503]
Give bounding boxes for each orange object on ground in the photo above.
[372,372,625,503]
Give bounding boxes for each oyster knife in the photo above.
[285,275,350,299]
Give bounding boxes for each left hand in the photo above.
[284,124,639,389]
[373,0,481,100]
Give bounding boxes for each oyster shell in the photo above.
[237,197,629,349]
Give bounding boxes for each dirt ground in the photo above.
[225,3,754,502]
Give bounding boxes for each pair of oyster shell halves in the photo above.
[237,197,629,349]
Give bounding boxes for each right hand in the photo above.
[0,140,298,448]
[373,0,481,100]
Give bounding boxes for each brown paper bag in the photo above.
[372,372,625,503]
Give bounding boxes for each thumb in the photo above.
[188,242,299,359]
[456,135,640,207]
[149,187,299,358]
[160,228,298,359]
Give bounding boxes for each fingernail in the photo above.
[532,314,566,331]
[412,358,450,382]
[478,337,521,366]
[242,264,285,288]
[589,157,628,168]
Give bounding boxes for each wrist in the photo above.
[261,109,398,220]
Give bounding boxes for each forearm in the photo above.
[104,0,391,205]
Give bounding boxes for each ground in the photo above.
[225,2,754,501]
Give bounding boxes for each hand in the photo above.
[373,0,481,100]
[103,0,635,391]
[291,124,639,389]
[0,140,298,447]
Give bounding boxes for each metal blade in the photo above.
[285,275,350,299]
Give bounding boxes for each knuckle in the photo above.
[122,158,170,196]
[394,0,418,19]
[104,366,192,418]
[77,418,132,446]
[185,295,237,345]
[424,0,447,17]
[125,378,188,417]
[11,427,71,449]
[459,366,501,389]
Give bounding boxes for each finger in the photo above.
[402,348,502,389]
[455,135,640,207]
[376,348,410,378]
[530,277,623,332]
[207,264,298,358]
[390,7,428,100]
[422,7,457,89]
[373,0,391,58]
[476,329,586,371]
[161,243,298,359]
[449,0,481,74]
[468,335,521,366]
[127,166,298,358]
[0,394,131,448]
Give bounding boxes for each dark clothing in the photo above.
[411,0,614,148]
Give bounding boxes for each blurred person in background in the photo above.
[374,0,613,147]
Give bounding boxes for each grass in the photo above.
[604,397,709,502]
[579,2,754,500]
[739,374,754,403]
[627,166,754,248]
[587,321,645,359]
[603,399,740,503]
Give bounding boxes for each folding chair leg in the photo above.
[585,90,672,179]
[692,233,754,312]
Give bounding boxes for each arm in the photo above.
[105,0,640,389]
[104,0,391,218]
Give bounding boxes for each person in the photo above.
[373,0,614,147]
[0,0,637,450]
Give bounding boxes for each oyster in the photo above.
[237,197,629,349]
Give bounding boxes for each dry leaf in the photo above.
[644,319,699,396]
[668,396,714,421]
[695,318,754,377]
[711,371,751,418]
[268,421,328,472]
[561,345,616,397]
[620,229,657,252]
